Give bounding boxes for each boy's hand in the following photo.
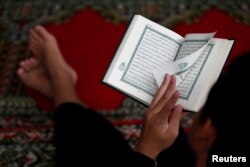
[135,74,182,160]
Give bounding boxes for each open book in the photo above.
[103,15,235,112]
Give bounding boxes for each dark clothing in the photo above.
[157,127,195,167]
[54,103,194,167]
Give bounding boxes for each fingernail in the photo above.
[165,73,169,79]
[164,73,169,83]
[171,74,176,80]
[170,74,176,84]
[174,91,180,98]
[176,104,183,112]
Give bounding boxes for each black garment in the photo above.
[157,127,195,167]
[54,103,194,167]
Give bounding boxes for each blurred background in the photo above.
[1,0,250,166]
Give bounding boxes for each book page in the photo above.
[177,44,214,99]
[189,39,235,111]
[103,15,184,105]
[103,14,234,111]
[153,32,215,88]
[153,43,214,99]
[175,33,216,99]
[177,39,234,111]
[121,26,181,95]
[175,32,216,59]
[175,40,208,60]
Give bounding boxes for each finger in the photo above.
[152,75,177,112]
[167,104,182,135]
[159,91,180,122]
[150,74,171,107]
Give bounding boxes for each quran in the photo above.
[103,15,235,112]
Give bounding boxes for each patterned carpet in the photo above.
[1,0,250,166]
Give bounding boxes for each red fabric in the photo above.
[25,8,250,111]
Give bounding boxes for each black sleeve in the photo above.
[156,127,195,167]
[132,151,156,167]
[53,102,156,167]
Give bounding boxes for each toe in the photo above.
[29,58,39,69]
[20,59,32,71]
[29,29,43,44]
[35,26,55,42]
[30,57,38,63]
[35,26,49,38]
[26,59,36,71]
[20,61,29,71]
[29,39,43,56]
[17,68,27,79]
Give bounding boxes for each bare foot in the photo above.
[27,25,84,107]
[18,26,77,99]
[17,57,53,98]
[29,26,77,84]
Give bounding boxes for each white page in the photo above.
[104,15,234,111]
[177,39,234,111]
[103,15,184,105]
[177,43,214,99]
[153,32,216,87]
[191,39,234,111]
[122,26,181,95]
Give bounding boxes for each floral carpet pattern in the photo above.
[0,0,250,166]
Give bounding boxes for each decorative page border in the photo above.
[121,26,181,96]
